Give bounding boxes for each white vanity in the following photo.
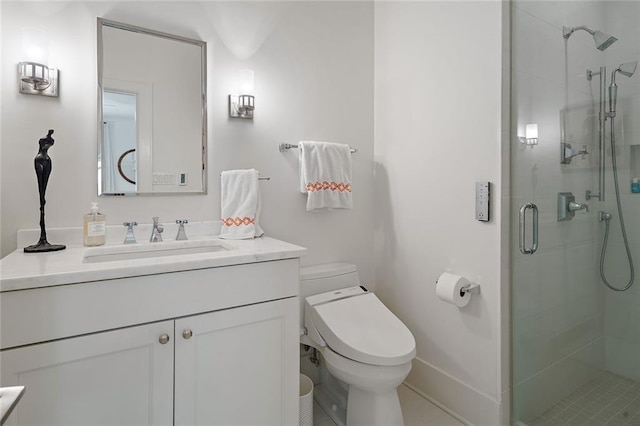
[0,228,305,425]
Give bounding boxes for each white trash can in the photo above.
[299,374,314,426]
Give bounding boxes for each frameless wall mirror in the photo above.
[97,18,207,195]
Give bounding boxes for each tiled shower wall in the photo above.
[601,2,640,383]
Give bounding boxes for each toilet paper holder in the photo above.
[460,282,481,295]
[435,279,481,295]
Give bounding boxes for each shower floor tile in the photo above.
[529,371,640,426]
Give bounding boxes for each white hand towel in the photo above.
[299,141,353,211]
[219,169,264,239]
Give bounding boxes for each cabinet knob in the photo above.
[182,329,193,340]
[159,333,170,344]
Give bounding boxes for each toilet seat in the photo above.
[310,292,416,367]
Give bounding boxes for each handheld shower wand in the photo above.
[600,61,638,292]
[609,62,638,115]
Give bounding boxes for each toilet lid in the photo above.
[311,293,416,366]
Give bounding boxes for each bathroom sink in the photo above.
[83,240,232,263]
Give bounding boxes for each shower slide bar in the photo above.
[586,66,607,202]
[279,143,357,154]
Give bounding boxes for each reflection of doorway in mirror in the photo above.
[103,90,137,193]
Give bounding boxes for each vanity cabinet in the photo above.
[174,298,298,425]
[1,258,300,426]
[2,321,175,425]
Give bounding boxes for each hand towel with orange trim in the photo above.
[219,169,264,239]
[299,141,353,211]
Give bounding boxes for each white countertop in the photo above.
[1,224,306,292]
[0,386,25,424]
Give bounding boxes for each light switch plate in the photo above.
[476,181,490,222]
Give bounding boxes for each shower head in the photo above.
[593,30,618,51]
[609,62,637,114]
[611,61,638,85]
[563,25,618,51]
[616,61,638,78]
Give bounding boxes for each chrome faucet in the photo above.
[175,220,188,240]
[123,221,138,244]
[150,217,164,242]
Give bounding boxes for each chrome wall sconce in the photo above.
[18,28,58,97]
[519,123,538,147]
[229,69,254,119]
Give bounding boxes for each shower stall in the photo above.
[511,1,640,425]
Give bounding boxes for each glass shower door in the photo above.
[511,1,640,424]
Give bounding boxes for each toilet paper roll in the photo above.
[436,272,471,307]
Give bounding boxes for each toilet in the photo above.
[300,263,416,426]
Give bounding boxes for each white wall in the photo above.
[2,2,521,424]
[0,1,375,288]
[373,2,505,424]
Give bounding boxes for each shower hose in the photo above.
[600,115,635,291]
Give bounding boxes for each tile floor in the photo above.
[313,384,464,426]
[529,371,640,426]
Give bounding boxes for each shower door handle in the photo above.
[519,203,539,255]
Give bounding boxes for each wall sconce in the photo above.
[18,28,58,97]
[229,69,254,119]
[519,123,538,147]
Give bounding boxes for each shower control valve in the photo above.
[558,192,589,221]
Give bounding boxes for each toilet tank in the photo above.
[299,262,361,329]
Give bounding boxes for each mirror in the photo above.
[97,18,207,195]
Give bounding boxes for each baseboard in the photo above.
[405,356,503,426]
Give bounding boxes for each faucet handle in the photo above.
[150,217,163,243]
[176,219,189,240]
[568,201,589,213]
[123,221,138,244]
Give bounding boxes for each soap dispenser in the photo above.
[83,202,106,246]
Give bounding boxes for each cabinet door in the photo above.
[175,297,299,426]
[1,321,174,426]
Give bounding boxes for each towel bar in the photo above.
[220,173,270,181]
[279,143,357,154]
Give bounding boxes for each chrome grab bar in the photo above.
[519,203,539,255]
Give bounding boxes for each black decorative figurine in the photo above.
[24,129,66,253]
